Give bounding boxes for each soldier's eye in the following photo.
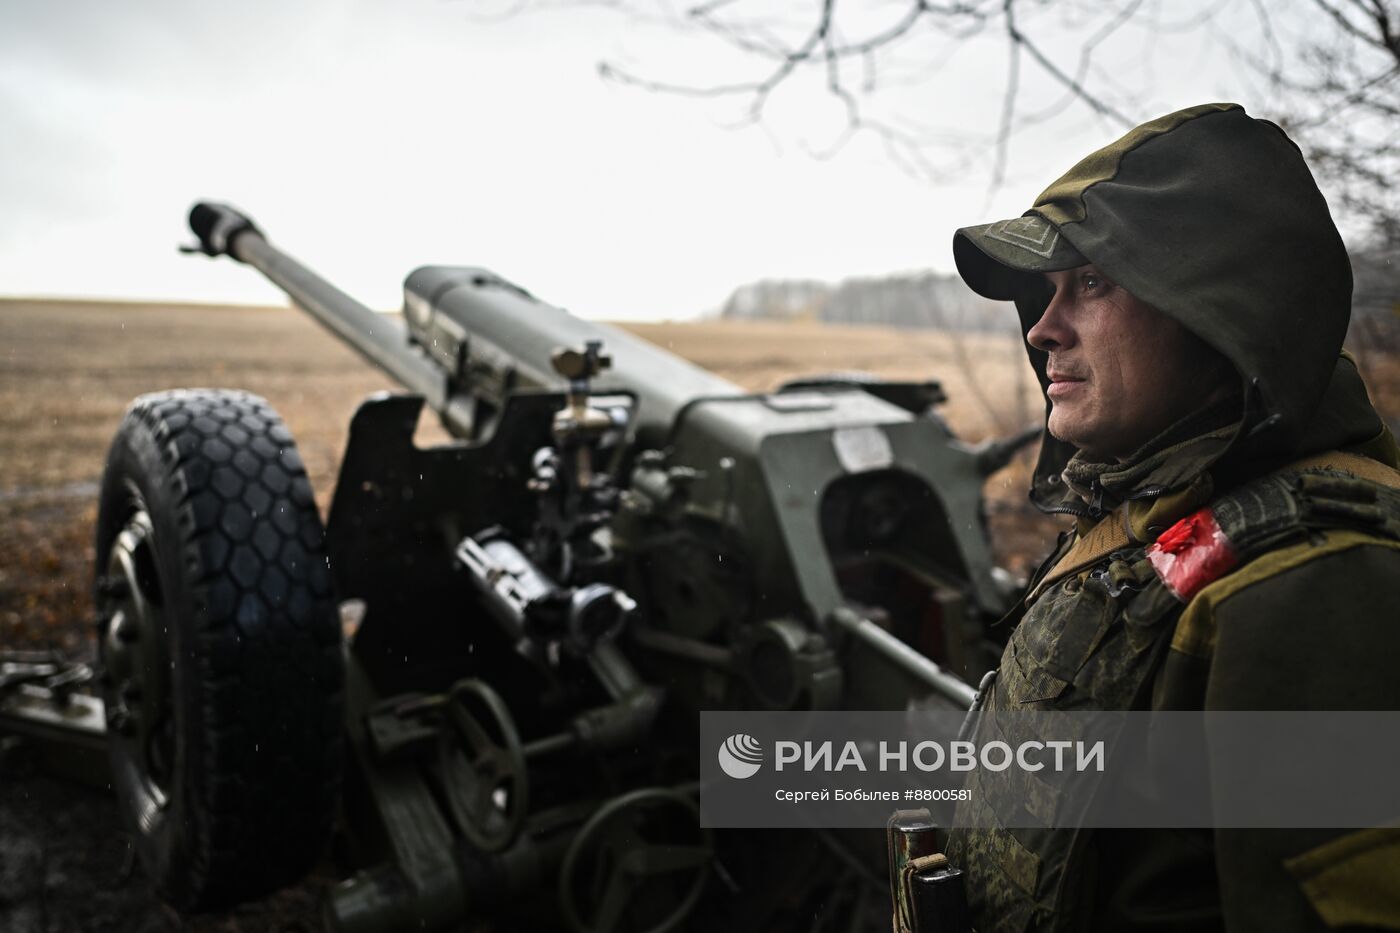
[1081,274,1101,291]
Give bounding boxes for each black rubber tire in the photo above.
[94,388,344,910]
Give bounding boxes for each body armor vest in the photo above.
[946,464,1400,933]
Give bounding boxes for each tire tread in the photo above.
[104,388,343,909]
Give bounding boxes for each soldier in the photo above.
[944,103,1400,930]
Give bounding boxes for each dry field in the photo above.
[0,298,1057,654]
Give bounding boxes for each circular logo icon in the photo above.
[718,733,763,779]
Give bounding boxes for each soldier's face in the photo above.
[1028,265,1229,461]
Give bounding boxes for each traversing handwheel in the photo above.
[559,788,713,933]
[438,678,529,853]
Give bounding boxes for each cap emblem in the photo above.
[985,215,1060,258]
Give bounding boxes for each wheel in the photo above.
[94,388,344,909]
[559,788,713,933]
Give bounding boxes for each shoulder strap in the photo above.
[1270,449,1400,488]
[1032,451,1400,606]
[1150,450,1400,601]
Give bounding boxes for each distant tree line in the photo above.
[719,270,1015,332]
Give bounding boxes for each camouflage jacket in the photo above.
[946,422,1400,932]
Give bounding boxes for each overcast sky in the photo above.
[0,1,1291,320]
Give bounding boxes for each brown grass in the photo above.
[0,299,1060,649]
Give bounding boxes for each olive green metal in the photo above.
[200,202,748,447]
[401,266,745,444]
[228,234,479,435]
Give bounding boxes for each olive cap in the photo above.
[952,103,1247,302]
[952,214,1085,300]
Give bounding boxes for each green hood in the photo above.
[952,103,1391,512]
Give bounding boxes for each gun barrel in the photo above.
[188,202,743,441]
[187,202,473,429]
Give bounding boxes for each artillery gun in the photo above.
[0,202,1034,931]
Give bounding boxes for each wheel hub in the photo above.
[101,509,172,809]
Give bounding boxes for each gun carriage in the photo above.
[0,203,1033,931]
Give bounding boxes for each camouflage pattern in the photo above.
[945,565,1175,931]
[946,458,1400,932]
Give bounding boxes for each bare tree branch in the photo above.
[540,0,1400,248]
[1002,2,1135,128]
[1315,0,1396,53]
[837,2,937,57]
[989,0,1022,195]
[1244,0,1285,76]
[1017,0,1145,129]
